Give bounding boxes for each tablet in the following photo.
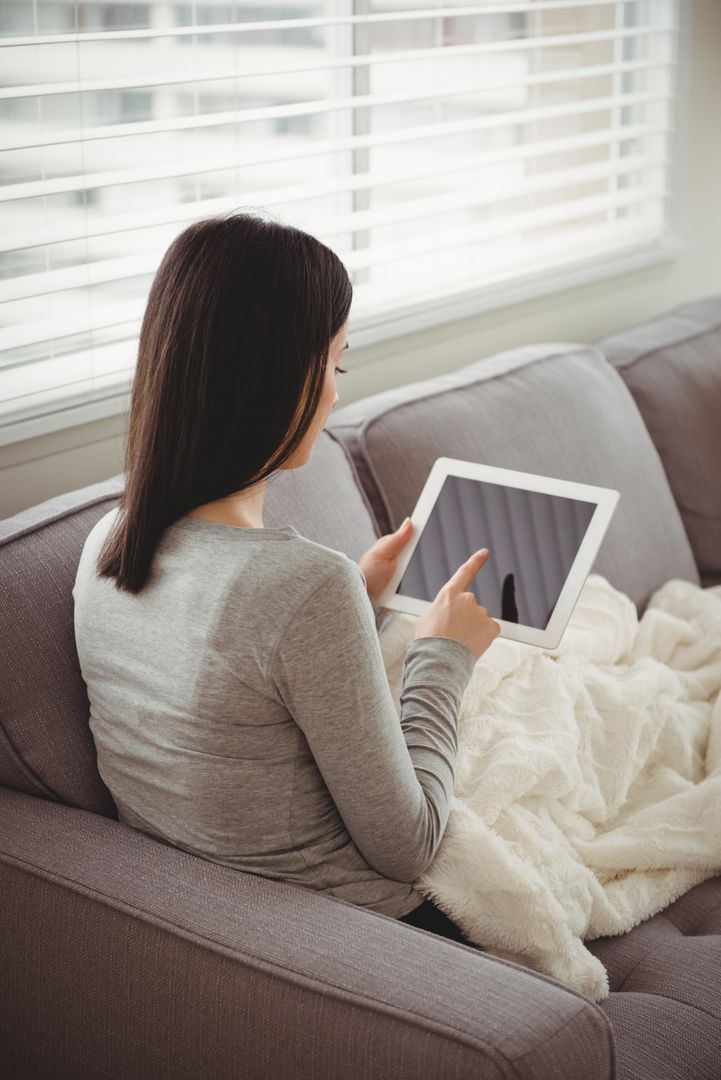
[377,457,620,650]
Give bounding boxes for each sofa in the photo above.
[2,293,720,1080]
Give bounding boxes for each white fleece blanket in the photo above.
[378,574,721,1002]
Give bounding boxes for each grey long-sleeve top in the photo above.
[72,507,477,918]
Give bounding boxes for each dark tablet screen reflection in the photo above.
[397,475,597,630]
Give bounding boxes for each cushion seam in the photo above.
[509,1005,615,1077]
[0,724,61,802]
[617,936,678,993]
[603,317,721,373]
[617,988,721,1023]
[693,895,721,935]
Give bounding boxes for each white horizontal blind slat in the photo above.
[0,186,664,357]
[1,233,679,444]
[0,122,667,255]
[0,152,667,306]
[0,56,668,153]
[1,213,669,418]
[0,24,670,100]
[0,178,669,353]
[0,0,682,439]
[0,0,650,48]
[1,89,670,203]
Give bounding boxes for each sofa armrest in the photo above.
[0,787,614,1080]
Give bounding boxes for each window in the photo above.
[0,1,684,444]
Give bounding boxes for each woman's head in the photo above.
[96,210,353,594]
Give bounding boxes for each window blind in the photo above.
[0,0,681,444]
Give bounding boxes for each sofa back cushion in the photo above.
[328,342,700,618]
[0,433,380,813]
[596,293,721,588]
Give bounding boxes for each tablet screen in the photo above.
[397,474,597,630]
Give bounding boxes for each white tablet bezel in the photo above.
[377,456,620,651]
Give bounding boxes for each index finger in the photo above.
[444,548,490,593]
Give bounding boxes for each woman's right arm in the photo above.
[269,558,476,883]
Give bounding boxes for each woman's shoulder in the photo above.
[289,533,360,575]
[283,535,369,598]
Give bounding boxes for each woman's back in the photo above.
[73,506,477,918]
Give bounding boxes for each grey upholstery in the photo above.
[597,293,721,586]
[1,786,613,1080]
[327,341,700,619]
[2,299,721,1079]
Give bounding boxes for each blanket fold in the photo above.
[379,574,721,1001]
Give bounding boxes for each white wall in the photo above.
[2,0,720,520]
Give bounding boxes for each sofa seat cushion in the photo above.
[328,342,700,618]
[585,874,721,1078]
[597,294,721,583]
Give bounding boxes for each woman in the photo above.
[72,211,499,948]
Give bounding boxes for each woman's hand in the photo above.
[356,517,414,603]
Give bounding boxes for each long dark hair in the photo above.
[96,210,353,594]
